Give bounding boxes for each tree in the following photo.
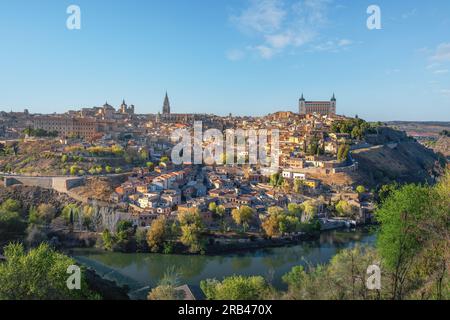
[147,216,168,252]
[160,156,170,164]
[139,149,149,162]
[282,246,380,300]
[178,209,205,253]
[62,204,80,226]
[148,267,185,300]
[269,173,279,187]
[26,225,48,247]
[351,126,363,140]
[216,205,225,217]
[36,204,57,224]
[231,206,254,232]
[384,172,449,300]
[115,220,135,251]
[301,200,318,222]
[262,207,300,237]
[282,179,291,193]
[111,144,124,156]
[1,199,21,212]
[261,213,280,238]
[356,185,366,194]
[376,184,433,300]
[287,203,302,217]
[105,165,113,173]
[101,229,115,251]
[215,205,227,232]
[69,165,79,176]
[0,210,26,241]
[335,200,352,217]
[0,199,25,241]
[377,182,399,204]
[135,228,148,252]
[200,275,271,300]
[293,179,303,193]
[208,202,217,213]
[0,243,100,300]
[148,284,185,300]
[337,144,350,162]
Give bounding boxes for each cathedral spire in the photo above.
[163,92,171,114]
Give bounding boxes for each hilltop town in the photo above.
[0,94,447,253]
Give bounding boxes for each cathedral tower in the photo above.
[162,92,171,114]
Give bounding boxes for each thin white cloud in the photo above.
[440,89,450,97]
[254,45,276,59]
[431,43,450,62]
[228,0,344,59]
[311,38,353,52]
[226,49,245,61]
[338,39,352,47]
[433,69,449,75]
[230,0,286,34]
[426,63,440,70]
[385,69,401,75]
[401,8,417,20]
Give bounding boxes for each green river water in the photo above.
[74,228,376,299]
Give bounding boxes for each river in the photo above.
[74,228,376,300]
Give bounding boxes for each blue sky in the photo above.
[0,0,449,121]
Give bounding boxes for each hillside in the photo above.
[350,127,446,187]
[0,139,134,176]
[387,121,450,138]
[429,136,450,159]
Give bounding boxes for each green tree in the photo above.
[178,209,205,253]
[28,204,56,226]
[160,156,170,163]
[0,210,26,241]
[376,184,433,300]
[0,243,100,300]
[101,229,115,251]
[287,203,302,217]
[1,199,21,212]
[377,182,399,204]
[200,275,271,300]
[356,185,366,194]
[335,200,352,217]
[301,200,318,222]
[293,179,303,193]
[337,144,350,162]
[148,267,184,300]
[208,202,217,213]
[69,165,79,176]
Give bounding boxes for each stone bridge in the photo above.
[3,175,85,193]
